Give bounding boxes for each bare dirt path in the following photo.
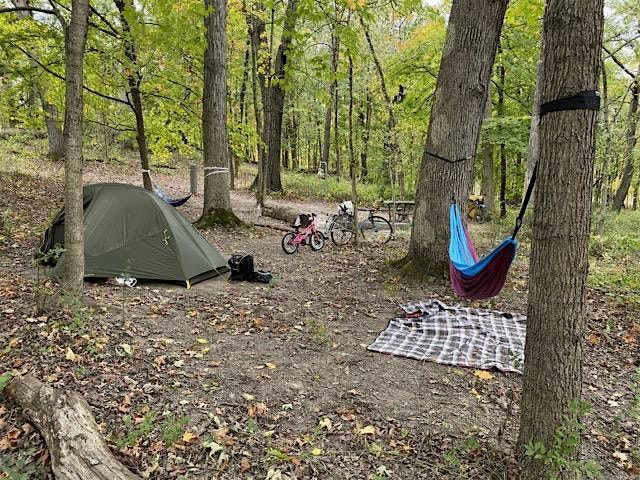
[1,158,638,479]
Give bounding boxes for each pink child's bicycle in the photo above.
[281,213,325,254]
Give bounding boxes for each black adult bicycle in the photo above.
[325,203,394,246]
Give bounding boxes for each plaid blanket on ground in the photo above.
[367,300,526,373]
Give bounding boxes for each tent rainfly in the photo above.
[38,183,229,287]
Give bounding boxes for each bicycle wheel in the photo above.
[281,232,298,254]
[360,215,393,245]
[310,231,325,250]
[330,214,354,246]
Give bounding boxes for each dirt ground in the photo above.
[1,158,639,479]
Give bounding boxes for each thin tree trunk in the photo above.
[360,88,372,180]
[612,71,640,212]
[61,0,89,297]
[199,0,239,226]
[598,58,612,236]
[497,49,507,219]
[348,46,358,244]
[10,0,65,160]
[291,113,299,170]
[518,0,604,478]
[403,0,508,277]
[481,143,495,215]
[524,45,544,208]
[114,0,152,191]
[334,79,340,179]
[322,32,339,176]
[361,19,399,189]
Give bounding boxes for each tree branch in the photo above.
[0,6,56,15]
[602,46,636,79]
[15,45,131,106]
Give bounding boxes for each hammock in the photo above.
[449,204,517,299]
[444,90,601,300]
[153,185,191,207]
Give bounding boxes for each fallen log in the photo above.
[261,204,298,224]
[6,375,140,480]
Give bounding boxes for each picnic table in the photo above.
[383,200,415,223]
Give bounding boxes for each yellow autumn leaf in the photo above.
[318,417,332,431]
[473,370,494,380]
[182,431,196,443]
[265,362,277,369]
[196,338,209,344]
[65,347,77,362]
[310,447,322,456]
[357,425,376,435]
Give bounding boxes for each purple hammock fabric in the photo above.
[449,204,517,299]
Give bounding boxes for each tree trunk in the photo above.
[517,0,604,478]
[360,88,372,180]
[348,49,358,244]
[114,0,152,191]
[7,375,140,480]
[261,0,298,193]
[199,0,240,227]
[10,0,65,160]
[291,113,299,170]
[322,32,339,177]
[597,58,612,236]
[612,72,640,212]
[497,49,507,219]
[62,0,89,297]
[524,47,544,208]
[404,0,508,277]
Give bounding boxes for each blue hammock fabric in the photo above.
[153,185,191,207]
[449,204,517,299]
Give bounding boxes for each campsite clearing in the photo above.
[1,158,639,479]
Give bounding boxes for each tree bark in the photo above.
[62,0,89,297]
[7,375,140,480]
[517,0,604,478]
[261,0,299,193]
[348,49,358,244]
[199,0,240,227]
[114,0,152,191]
[403,0,508,277]
[612,72,640,212]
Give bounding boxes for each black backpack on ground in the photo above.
[228,254,272,283]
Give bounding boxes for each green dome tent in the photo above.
[38,183,229,287]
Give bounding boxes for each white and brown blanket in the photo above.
[367,300,526,374]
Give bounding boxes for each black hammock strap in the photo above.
[510,90,600,239]
[425,150,474,164]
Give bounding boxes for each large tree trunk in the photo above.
[517,0,604,478]
[114,0,152,191]
[403,0,508,277]
[199,0,240,227]
[260,0,299,193]
[611,72,640,212]
[10,0,65,160]
[7,375,139,480]
[62,0,89,297]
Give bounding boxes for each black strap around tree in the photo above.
[425,150,474,164]
[539,90,600,118]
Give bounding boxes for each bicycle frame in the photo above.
[290,215,319,245]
